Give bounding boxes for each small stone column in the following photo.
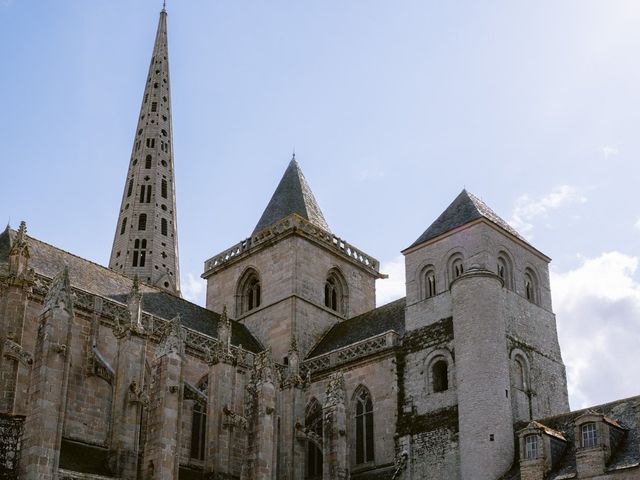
[323,372,348,480]
[19,268,74,480]
[142,315,185,480]
[109,277,148,478]
[0,222,34,415]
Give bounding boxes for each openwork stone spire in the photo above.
[109,7,181,296]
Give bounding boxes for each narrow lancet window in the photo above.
[355,388,374,464]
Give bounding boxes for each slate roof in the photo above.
[0,227,262,353]
[407,189,527,250]
[307,297,406,358]
[253,158,330,235]
[500,395,640,480]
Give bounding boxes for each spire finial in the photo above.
[162,0,166,12]
[292,148,296,161]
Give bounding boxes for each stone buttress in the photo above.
[0,222,34,415]
[142,315,185,479]
[19,268,74,480]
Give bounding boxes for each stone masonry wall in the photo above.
[0,414,23,480]
[306,354,398,474]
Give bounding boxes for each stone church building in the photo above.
[0,7,638,480]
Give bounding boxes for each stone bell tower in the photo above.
[202,156,385,360]
[109,5,181,295]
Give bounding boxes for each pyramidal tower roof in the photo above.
[253,157,330,235]
[407,189,526,250]
[108,7,181,295]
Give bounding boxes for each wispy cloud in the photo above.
[551,252,640,409]
[634,217,640,232]
[602,146,619,161]
[182,273,205,305]
[509,185,587,237]
[376,255,405,306]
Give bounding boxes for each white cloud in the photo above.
[182,273,205,305]
[602,146,619,160]
[510,185,587,237]
[551,252,640,409]
[634,217,640,232]
[376,255,405,306]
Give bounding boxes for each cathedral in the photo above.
[0,7,638,480]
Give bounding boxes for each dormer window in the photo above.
[524,434,539,459]
[581,422,598,448]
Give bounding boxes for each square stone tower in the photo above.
[401,190,569,480]
[202,158,384,360]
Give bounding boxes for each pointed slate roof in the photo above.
[408,189,526,249]
[253,158,330,235]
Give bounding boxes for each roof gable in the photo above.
[253,158,330,235]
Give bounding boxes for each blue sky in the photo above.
[1,1,639,409]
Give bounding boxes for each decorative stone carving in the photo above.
[154,314,185,359]
[295,420,323,448]
[2,338,33,366]
[223,404,248,430]
[325,372,346,407]
[128,381,149,406]
[7,221,34,283]
[42,267,74,315]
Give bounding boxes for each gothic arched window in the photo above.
[305,400,323,479]
[324,269,347,314]
[355,387,374,465]
[145,154,152,168]
[138,214,147,231]
[190,402,206,461]
[190,377,208,461]
[237,269,261,315]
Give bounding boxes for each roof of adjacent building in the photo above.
[500,395,640,480]
[307,297,406,358]
[407,189,527,250]
[253,158,330,235]
[0,226,262,353]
